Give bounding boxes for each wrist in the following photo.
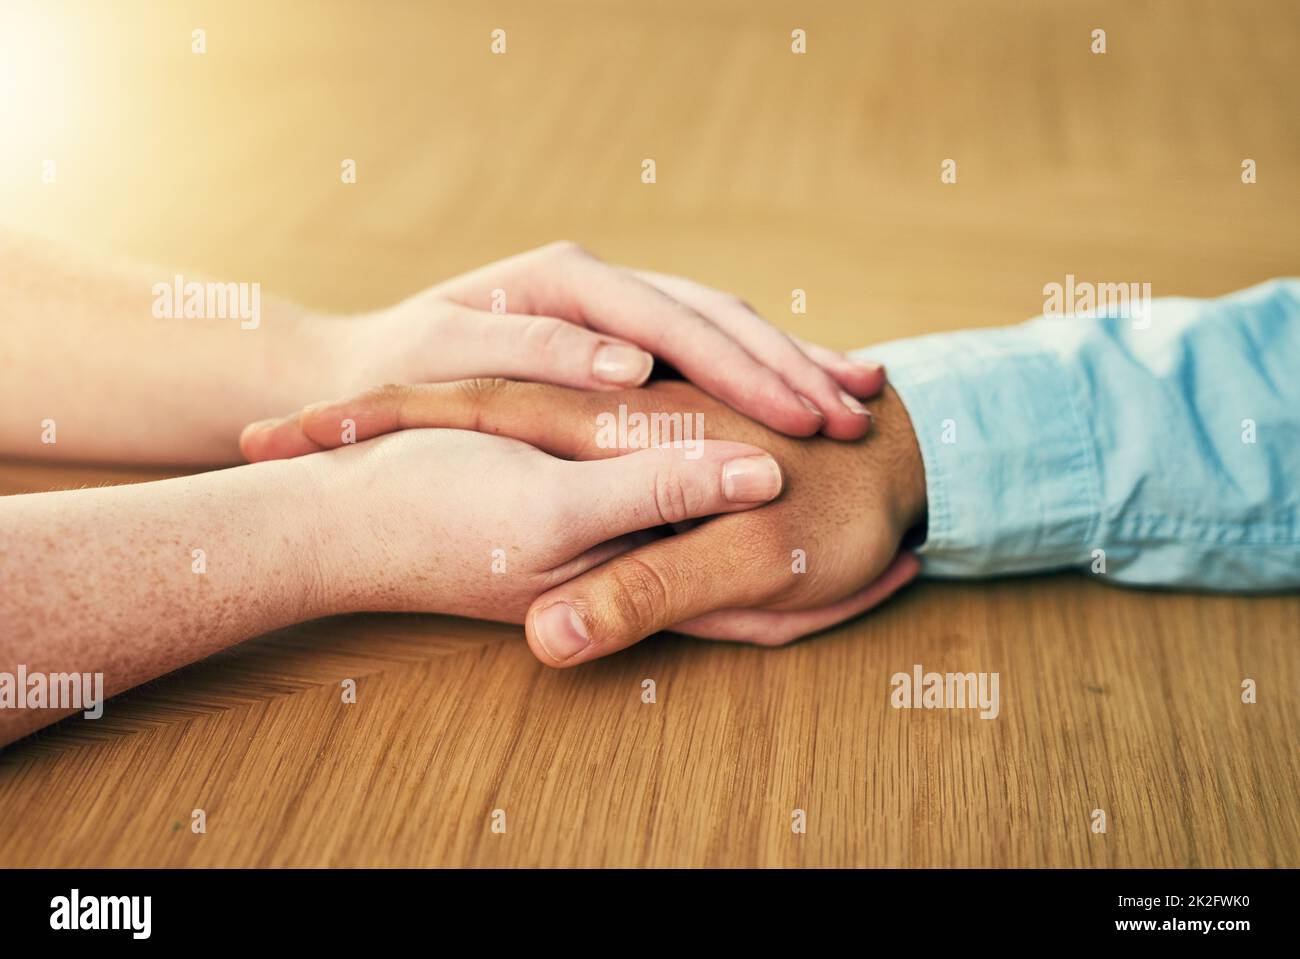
[293,310,364,401]
[248,454,344,622]
[284,437,416,617]
[864,384,928,533]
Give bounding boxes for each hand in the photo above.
[243,379,928,663]
[328,242,884,440]
[297,425,786,622]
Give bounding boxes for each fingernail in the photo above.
[839,389,871,416]
[593,344,653,385]
[722,455,783,502]
[533,602,591,662]
[796,393,824,419]
[854,361,885,377]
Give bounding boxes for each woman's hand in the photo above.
[331,242,884,440]
[301,425,786,622]
[0,421,783,745]
[243,379,927,662]
[0,231,881,465]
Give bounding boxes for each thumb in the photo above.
[524,518,778,666]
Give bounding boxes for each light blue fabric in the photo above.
[854,279,1300,591]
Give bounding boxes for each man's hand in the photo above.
[242,379,928,664]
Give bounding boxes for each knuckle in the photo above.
[345,383,407,419]
[453,376,511,403]
[519,315,573,361]
[605,556,674,634]
[452,377,513,431]
[545,239,591,259]
[652,468,693,526]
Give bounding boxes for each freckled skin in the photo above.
[0,460,317,744]
[0,427,776,746]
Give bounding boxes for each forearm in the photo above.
[0,229,347,464]
[0,457,325,745]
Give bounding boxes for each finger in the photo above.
[558,441,783,552]
[449,308,655,389]
[633,270,875,438]
[534,245,828,437]
[240,380,610,463]
[240,415,325,461]
[523,516,782,667]
[790,335,887,399]
[672,552,921,643]
[633,269,884,401]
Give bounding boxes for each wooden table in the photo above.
[1,0,1297,867]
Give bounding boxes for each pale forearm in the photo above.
[0,229,346,464]
[0,457,324,744]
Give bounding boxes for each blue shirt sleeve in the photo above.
[853,279,1300,591]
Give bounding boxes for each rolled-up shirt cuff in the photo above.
[852,326,1101,578]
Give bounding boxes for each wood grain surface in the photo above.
[1,0,1297,867]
